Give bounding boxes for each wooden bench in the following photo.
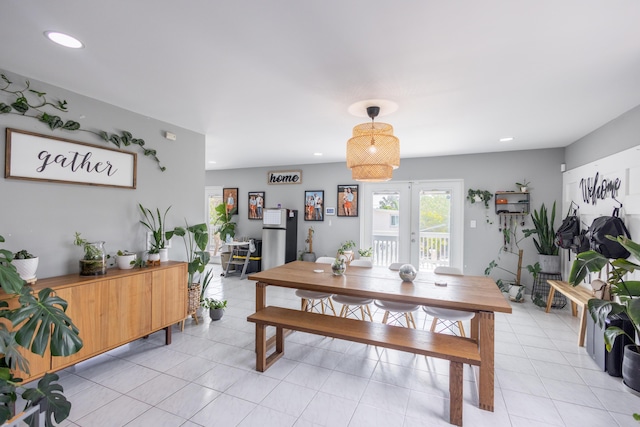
[248,306,481,426]
[546,280,593,346]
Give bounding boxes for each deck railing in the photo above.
[372,231,450,269]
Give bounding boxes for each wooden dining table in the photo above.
[248,261,512,412]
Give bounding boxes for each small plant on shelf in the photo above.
[516,179,531,192]
[467,189,493,208]
[358,247,373,258]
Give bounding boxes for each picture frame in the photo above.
[337,184,359,217]
[304,190,324,221]
[5,128,137,189]
[223,188,239,216]
[248,191,265,220]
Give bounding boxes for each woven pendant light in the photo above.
[346,106,400,182]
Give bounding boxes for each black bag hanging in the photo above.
[586,206,631,259]
[555,202,580,249]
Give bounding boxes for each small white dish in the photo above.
[313,269,324,273]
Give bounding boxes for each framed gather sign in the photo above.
[5,128,137,189]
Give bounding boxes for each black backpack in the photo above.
[555,203,580,249]
[586,207,631,259]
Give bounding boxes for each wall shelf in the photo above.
[495,191,530,215]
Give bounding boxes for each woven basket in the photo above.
[187,283,201,315]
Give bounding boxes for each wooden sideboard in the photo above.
[0,261,187,382]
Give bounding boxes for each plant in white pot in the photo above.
[115,250,137,270]
[337,240,356,263]
[202,298,227,321]
[523,202,559,273]
[516,179,531,192]
[569,236,640,415]
[10,249,38,283]
[139,204,171,262]
[358,247,373,262]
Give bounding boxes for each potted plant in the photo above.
[523,202,559,273]
[0,234,83,425]
[337,240,356,263]
[516,179,531,192]
[213,203,236,270]
[569,236,640,397]
[10,249,38,283]
[202,298,227,321]
[73,232,107,276]
[138,204,171,262]
[485,221,528,303]
[358,247,373,262]
[165,222,211,317]
[331,258,347,276]
[115,250,137,270]
[467,189,493,208]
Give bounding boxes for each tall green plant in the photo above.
[214,203,236,241]
[0,235,83,425]
[523,201,559,255]
[166,222,211,286]
[139,204,171,254]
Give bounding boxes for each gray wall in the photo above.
[206,147,564,284]
[1,69,206,278]
[565,104,640,170]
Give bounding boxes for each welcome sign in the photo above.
[5,128,136,189]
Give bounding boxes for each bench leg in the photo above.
[470,314,478,340]
[478,311,495,412]
[571,301,578,317]
[578,304,587,347]
[450,361,463,426]
[256,324,285,372]
[545,286,556,313]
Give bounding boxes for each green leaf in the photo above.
[62,120,80,131]
[143,148,157,157]
[57,100,68,111]
[11,288,83,357]
[0,262,24,294]
[28,89,46,97]
[0,103,11,114]
[11,101,29,114]
[109,134,121,147]
[569,250,607,285]
[48,116,63,130]
[99,131,109,141]
[22,373,71,426]
[627,298,640,333]
[1,73,12,84]
[603,326,627,351]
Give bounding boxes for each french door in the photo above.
[361,180,463,271]
[205,186,223,256]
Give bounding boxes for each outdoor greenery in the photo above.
[213,203,236,242]
[0,74,166,171]
[0,234,83,425]
[378,195,399,210]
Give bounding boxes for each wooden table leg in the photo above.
[578,303,587,347]
[470,314,479,340]
[478,311,495,412]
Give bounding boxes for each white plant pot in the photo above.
[159,248,169,262]
[148,252,161,262]
[11,257,39,282]
[539,255,560,274]
[359,256,372,262]
[116,254,137,269]
[508,284,525,302]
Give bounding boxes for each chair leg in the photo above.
[457,321,466,337]
[382,311,390,324]
[364,305,373,322]
[430,317,438,332]
[327,298,336,315]
[359,306,365,320]
[319,299,325,315]
[301,298,308,311]
[408,312,416,328]
[339,305,347,317]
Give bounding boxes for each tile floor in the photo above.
[30,264,640,426]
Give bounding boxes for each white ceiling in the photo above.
[2,1,640,171]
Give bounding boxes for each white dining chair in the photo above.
[373,262,419,328]
[331,259,373,321]
[422,266,475,336]
[295,257,336,315]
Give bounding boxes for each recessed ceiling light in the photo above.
[44,31,84,49]
[499,137,514,142]
[313,153,323,156]
[208,161,216,164]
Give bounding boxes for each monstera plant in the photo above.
[0,234,83,426]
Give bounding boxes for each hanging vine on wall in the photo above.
[0,73,166,171]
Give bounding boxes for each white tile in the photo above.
[530,359,584,384]
[593,385,640,415]
[334,354,378,378]
[554,400,617,427]
[193,364,249,392]
[166,355,218,381]
[522,345,570,364]
[404,389,450,424]
[96,363,160,393]
[67,383,121,422]
[124,408,186,427]
[190,394,256,426]
[360,380,410,415]
[156,382,220,419]
[540,377,603,408]
[319,371,369,401]
[299,391,358,427]
[348,402,405,426]
[238,405,297,427]
[261,381,317,417]
[225,371,280,403]
[301,347,344,370]
[502,390,563,425]
[284,362,332,390]
[127,373,189,405]
[496,369,548,398]
[76,395,150,427]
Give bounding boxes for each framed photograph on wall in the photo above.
[304,190,324,221]
[223,188,238,216]
[248,191,265,220]
[337,184,358,217]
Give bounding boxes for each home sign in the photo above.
[267,169,302,185]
